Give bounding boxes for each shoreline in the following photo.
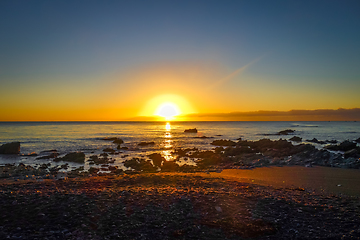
[1,173,359,239]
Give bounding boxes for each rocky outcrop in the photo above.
[0,142,20,154]
[277,129,295,135]
[54,152,85,163]
[306,138,327,144]
[211,139,236,146]
[325,140,357,152]
[148,153,164,167]
[289,136,302,142]
[184,128,197,133]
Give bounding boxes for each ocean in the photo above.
[0,121,359,170]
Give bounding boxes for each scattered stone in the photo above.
[0,142,20,154]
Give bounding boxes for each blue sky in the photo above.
[0,0,359,120]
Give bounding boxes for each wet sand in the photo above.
[209,166,360,197]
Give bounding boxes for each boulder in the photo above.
[103,148,116,154]
[306,138,326,144]
[184,128,197,133]
[289,136,302,142]
[344,148,359,158]
[148,153,165,167]
[277,129,295,135]
[54,152,85,163]
[112,139,124,144]
[0,142,20,154]
[210,139,236,146]
[161,161,179,172]
[325,140,357,152]
[355,137,360,143]
[36,152,59,159]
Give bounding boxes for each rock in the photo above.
[0,142,20,154]
[355,137,360,143]
[148,153,165,167]
[211,139,236,146]
[123,158,156,172]
[54,152,85,163]
[103,148,116,154]
[138,141,155,146]
[100,137,118,141]
[36,152,59,159]
[194,136,212,139]
[306,138,326,144]
[344,149,359,158]
[161,161,179,172]
[277,129,295,135]
[326,139,338,144]
[112,139,124,144]
[325,140,357,152]
[184,128,197,133]
[289,136,302,142]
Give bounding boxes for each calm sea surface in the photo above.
[0,121,359,170]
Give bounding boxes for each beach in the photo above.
[1,121,360,239]
[1,172,360,239]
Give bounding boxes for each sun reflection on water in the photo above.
[162,122,175,161]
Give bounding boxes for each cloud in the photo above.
[185,108,360,121]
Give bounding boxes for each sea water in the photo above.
[0,121,359,169]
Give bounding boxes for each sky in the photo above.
[0,0,359,121]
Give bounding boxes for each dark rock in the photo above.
[289,136,302,142]
[21,152,38,156]
[161,161,179,172]
[112,139,124,144]
[0,142,20,154]
[100,137,118,141]
[54,152,85,163]
[148,153,165,167]
[123,158,156,172]
[88,155,110,164]
[36,152,59,159]
[210,139,236,146]
[184,128,197,133]
[194,136,212,139]
[103,148,116,153]
[138,141,155,146]
[325,140,357,152]
[355,137,360,143]
[40,149,57,153]
[306,138,326,144]
[277,129,295,135]
[344,149,359,158]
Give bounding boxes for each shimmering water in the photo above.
[0,121,359,169]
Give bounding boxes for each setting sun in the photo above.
[156,102,180,120]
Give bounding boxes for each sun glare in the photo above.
[156,102,180,120]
